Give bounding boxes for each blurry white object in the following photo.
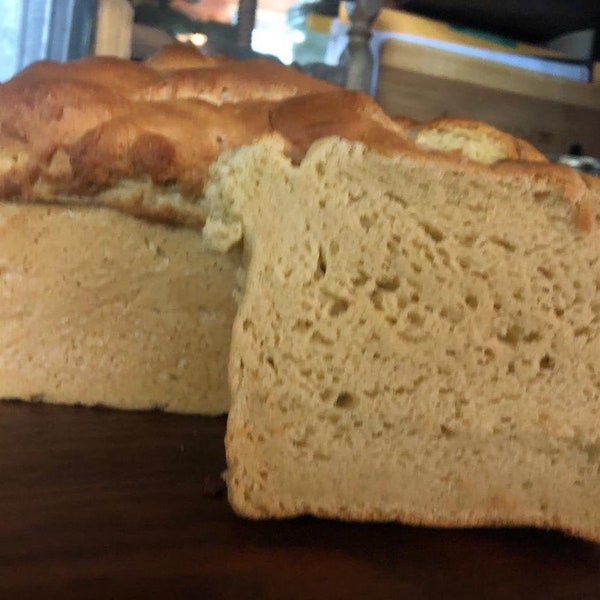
[252,8,295,64]
[175,32,209,48]
[0,0,133,82]
[93,0,133,58]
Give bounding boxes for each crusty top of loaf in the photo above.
[0,43,592,228]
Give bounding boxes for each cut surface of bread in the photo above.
[204,136,600,541]
[0,202,238,413]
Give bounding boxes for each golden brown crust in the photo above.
[69,99,273,192]
[0,45,341,224]
[136,56,337,103]
[269,91,411,158]
[405,116,548,164]
[0,44,592,229]
[144,43,232,72]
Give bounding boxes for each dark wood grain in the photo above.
[0,401,598,600]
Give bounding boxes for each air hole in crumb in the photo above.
[359,215,372,232]
[410,292,420,303]
[419,221,444,242]
[315,246,327,279]
[498,325,522,346]
[330,240,340,255]
[440,424,455,437]
[369,290,383,310]
[310,331,333,346]
[490,236,516,253]
[352,271,369,286]
[348,190,365,204]
[524,331,541,343]
[465,294,478,309]
[266,357,276,371]
[292,319,313,332]
[384,191,408,207]
[335,392,357,409]
[537,266,553,280]
[242,319,252,332]
[376,276,400,291]
[539,354,555,370]
[329,299,349,317]
[407,311,424,326]
[574,326,590,337]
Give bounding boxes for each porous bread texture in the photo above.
[0,202,238,414]
[204,136,600,541]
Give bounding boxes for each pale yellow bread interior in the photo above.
[202,136,600,541]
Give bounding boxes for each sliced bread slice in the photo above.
[205,135,600,542]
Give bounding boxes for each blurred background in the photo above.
[0,0,598,161]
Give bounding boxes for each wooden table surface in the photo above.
[1,400,599,599]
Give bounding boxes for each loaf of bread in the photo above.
[204,135,599,542]
[2,44,599,541]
